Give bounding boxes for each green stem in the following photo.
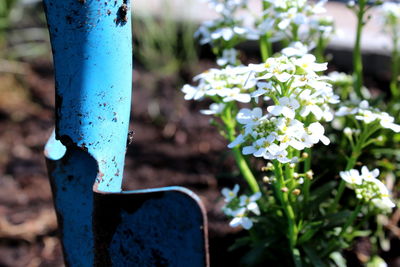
[273,161,298,259]
[260,1,272,61]
[315,35,325,63]
[292,24,299,42]
[303,148,312,206]
[231,145,260,193]
[223,106,260,194]
[353,1,366,99]
[390,36,399,98]
[340,202,362,235]
[324,202,363,257]
[260,34,272,62]
[331,144,360,211]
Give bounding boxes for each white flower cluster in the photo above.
[327,71,371,103]
[195,0,257,47]
[182,66,255,104]
[221,184,262,229]
[206,0,248,16]
[259,0,334,44]
[328,71,353,87]
[380,1,400,39]
[336,100,400,132]
[183,54,339,163]
[196,0,334,52]
[340,166,396,211]
[195,18,258,46]
[229,107,330,163]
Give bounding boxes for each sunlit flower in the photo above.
[336,100,400,132]
[267,96,300,119]
[340,169,362,185]
[281,42,309,57]
[340,166,396,211]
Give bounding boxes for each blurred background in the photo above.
[0,0,398,266]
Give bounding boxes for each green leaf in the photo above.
[323,210,353,228]
[366,256,388,267]
[303,245,327,267]
[329,252,347,267]
[344,230,371,240]
[228,236,251,252]
[298,221,324,244]
[293,248,303,267]
[304,181,337,216]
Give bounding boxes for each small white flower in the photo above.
[217,48,238,66]
[293,54,327,74]
[200,103,225,115]
[267,144,291,163]
[281,42,309,57]
[306,122,330,145]
[182,84,206,100]
[236,107,267,135]
[243,134,276,157]
[251,81,273,102]
[360,166,380,182]
[368,178,396,210]
[229,207,253,229]
[355,109,378,124]
[222,88,251,103]
[378,112,400,132]
[228,134,245,148]
[239,192,262,215]
[336,106,356,116]
[267,96,300,119]
[372,198,396,211]
[221,184,240,202]
[340,169,362,185]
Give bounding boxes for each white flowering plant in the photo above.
[183,0,398,265]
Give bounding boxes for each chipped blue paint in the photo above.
[43,0,131,193]
[43,0,209,266]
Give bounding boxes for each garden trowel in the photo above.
[43,1,209,266]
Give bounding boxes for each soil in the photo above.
[0,59,245,267]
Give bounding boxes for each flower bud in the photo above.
[344,127,352,137]
[293,172,299,178]
[281,187,289,192]
[302,152,309,158]
[347,0,355,8]
[267,162,274,170]
[306,170,314,180]
[261,166,268,172]
[292,189,301,196]
[263,176,270,183]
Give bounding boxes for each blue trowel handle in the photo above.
[43,0,132,192]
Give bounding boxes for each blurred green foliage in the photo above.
[0,0,49,61]
[133,2,198,78]
[0,0,18,46]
